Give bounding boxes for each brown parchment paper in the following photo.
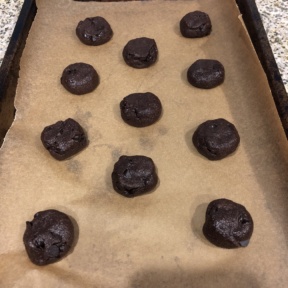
[1,0,288,287]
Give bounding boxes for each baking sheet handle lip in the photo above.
[236,0,288,138]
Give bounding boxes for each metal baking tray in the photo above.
[0,0,287,147]
[0,0,288,287]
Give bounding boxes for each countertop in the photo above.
[0,0,287,92]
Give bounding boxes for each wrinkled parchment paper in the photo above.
[1,0,288,287]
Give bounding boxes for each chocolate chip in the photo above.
[120,92,162,127]
[192,118,240,160]
[41,118,88,161]
[61,62,99,95]
[111,155,158,197]
[187,59,225,89]
[203,199,254,248]
[180,11,212,38]
[23,210,75,265]
[76,16,113,46]
[122,37,158,69]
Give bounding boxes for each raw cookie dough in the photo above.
[76,16,113,46]
[122,37,158,69]
[23,209,75,266]
[120,92,162,127]
[203,198,254,248]
[41,118,88,161]
[180,11,212,38]
[111,155,158,198]
[187,59,225,89]
[192,118,240,160]
[61,62,99,95]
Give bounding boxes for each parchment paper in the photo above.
[1,0,288,287]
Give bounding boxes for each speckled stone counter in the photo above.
[256,0,288,91]
[0,0,25,61]
[0,0,287,92]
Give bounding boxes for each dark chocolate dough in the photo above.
[23,209,75,266]
[111,155,158,197]
[122,37,158,69]
[180,11,212,38]
[192,118,240,160]
[61,62,99,95]
[120,92,162,127]
[187,59,225,89]
[76,16,113,46]
[203,198,254,248]
[41,118,88,161]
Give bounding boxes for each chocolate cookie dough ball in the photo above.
[120,92,162,127]
[122,37,158,69]
[41,118,88,161]
[187,59,225,89]
[61,62,99,95]
[112,155,158,198]
[203,199,254,248]
[180,11,212,38]
[23,209,75,266]
[192,118,240,160]
[76,16,113,46]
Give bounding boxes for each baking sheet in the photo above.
[1,0,288,287]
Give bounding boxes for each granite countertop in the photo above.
[0,0,287,92]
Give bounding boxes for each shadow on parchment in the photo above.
[0,251,95,287]
[190,202,212,245]
[129,267,261,288]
